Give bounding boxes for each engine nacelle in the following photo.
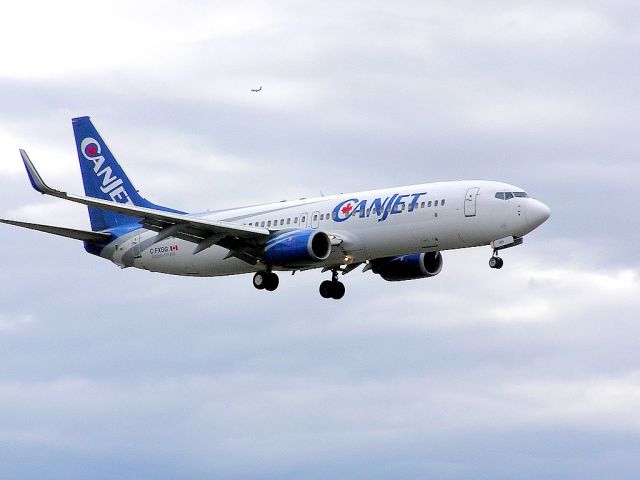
[372,252,443,282]
[264,229,331,266]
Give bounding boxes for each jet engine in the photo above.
[264,229,331,266]
[372,252,443,281]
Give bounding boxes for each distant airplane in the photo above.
[251,86,262,92]
[1,117,550,299]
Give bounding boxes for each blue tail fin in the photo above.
[72,116,182,231]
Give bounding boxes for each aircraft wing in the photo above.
[0,218,111,242]
[19,149,271,251]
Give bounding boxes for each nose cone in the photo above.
[525,199,551,229]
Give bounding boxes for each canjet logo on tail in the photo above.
[333,192,427,222]
[80,137,133,205]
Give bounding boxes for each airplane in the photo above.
[0,117,550,299]
[251,86,262,92]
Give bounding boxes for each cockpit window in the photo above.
[496,191,528,200]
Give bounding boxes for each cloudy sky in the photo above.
[1,1,639,478]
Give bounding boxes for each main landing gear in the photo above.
[489,251,504,269]
[253,271,279,291]
[319,269,346,300]
[253,267,349,299]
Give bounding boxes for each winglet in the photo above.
[19,149,60,196]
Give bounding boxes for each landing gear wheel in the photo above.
[264,272,280,291]
[253,272,267,289]
[319,280,346,299]
[331,281,345,300]
[489,256,504,269]
[254,271,279,291]
[319,280,333,298]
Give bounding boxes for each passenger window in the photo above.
[267,221,271,227]
[313,214,318,221]
[434,200,439,207]
[428,201,432,207]
[280,219,284,225]
[421,202,425,208]
[301,216,306,222]
[261,221,265,227]
[287,218,291,225]
[441,199,446,206]
[320,214,324,220]
[294,217,299,224]
[505,192,514,200]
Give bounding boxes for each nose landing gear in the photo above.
[489,252,504,269]
[319,269,346,300]
[489,236,523,269]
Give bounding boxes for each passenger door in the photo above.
[464,187,480,217]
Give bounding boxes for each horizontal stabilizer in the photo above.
[0,218,111,242]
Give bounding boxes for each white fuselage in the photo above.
[104,180,549,276]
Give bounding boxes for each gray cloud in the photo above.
[1,1,639,478]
